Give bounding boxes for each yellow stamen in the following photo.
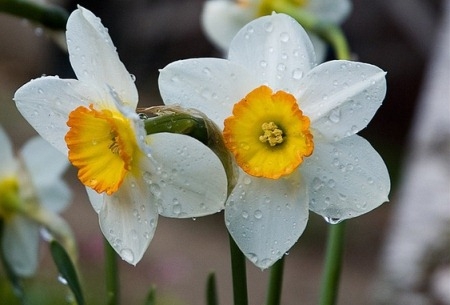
[223,85,313,179]
[65,104,139,195]
[259,122,284,146]
[257,0,309,16]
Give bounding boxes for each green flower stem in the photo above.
[269,2,351,60]
[104,239,119,305]
[0,0,68,30]
[265,256,285,305]
[143,113,208,145]
[318,221,346,305]
[229,235,248,305]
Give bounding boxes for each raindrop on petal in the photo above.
[120,248,134,263]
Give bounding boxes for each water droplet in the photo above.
[292,68,303,80]
[202,67,211,76]
[367,177,374,184]
[242,211,249,219]
[264,22,273,32]
[243,176,252,185]
[328,109,341,123]
[172,204,181,215]
[254,210,263,219]
[57,274,68,285]
[277,63,286,71]
[130,229,138,240]
[120,248,134,263]
[327,179,336,188]
[150,183,161,196]
[324,216,342,224]
[247,253,258,264]
[130,74,136,81]
[37,88,44,94]
[312,177,324,191]
[260,60,268,68]
[280,32,290,42]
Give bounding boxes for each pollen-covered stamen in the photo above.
[259,122,284,146]
[65,104,138,195]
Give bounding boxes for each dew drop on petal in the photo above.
[254,210,263,219]
[264,22,273,32]
[280,32,290,42]
[292,69,303,80]
[328,109,341,123]
[120,248,134,263]
[323,216,342,224]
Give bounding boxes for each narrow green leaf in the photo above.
[49,240,85,305]
[206,272,218,305]
[229,235,248,305]
[144,285,156,305]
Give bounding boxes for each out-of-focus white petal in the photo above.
[2,216,40,277]
[309,33,327,63]
[67,6,138,108]
[159,58,258,129]
[145,133,227,218]
[20,136,69,186]
[302,135,390,222]
[228,13,316,91]
[99,175,158,265]
[299,60,387,141]
[0,126,17,176]
[225,170,308,269]
[14,76,102,154]
[86,187,103,213]
[201,0,255,52]
[307,0,352,24]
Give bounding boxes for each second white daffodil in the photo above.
[159,13,390,269]
[14,6,227,265]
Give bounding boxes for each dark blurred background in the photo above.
[0,0,447,304]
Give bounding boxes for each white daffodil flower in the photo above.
[159,13,390,269]
[0,127,72,277]
[202,0,351,61]
[14,6,228,265]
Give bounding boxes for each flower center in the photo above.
[259,122,284,146]
[0,178,21,220]
[223,85,314,179]
[65,104,138,195]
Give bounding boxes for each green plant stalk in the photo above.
[318,221,346,305]
[265,256,285,305]
[206,272,219,305]
[105,239,119,305]
[0,0,68,30]
[229,235,248,305]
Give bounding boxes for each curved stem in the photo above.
[265,256,285,305]
[229,235,248,305]
[0,0,68,30]
[318,221,346,305]
[104,239,119,305]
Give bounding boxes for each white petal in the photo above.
[201,0,255,51]
[306,0,352,24]
[302,135,390,221]
[2,216,40,277]
[86,187,103,213]
[159,58,258,129]
[0,126,17,177]
[145,133,227,218]
[299,60,387,141]
[14,76,102,154]
[20,136,69,187]
[99,175,159,265]
[67,7,138,108]
[309,33,327,64]
[228,13,316,91]
[225,170,309,269]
